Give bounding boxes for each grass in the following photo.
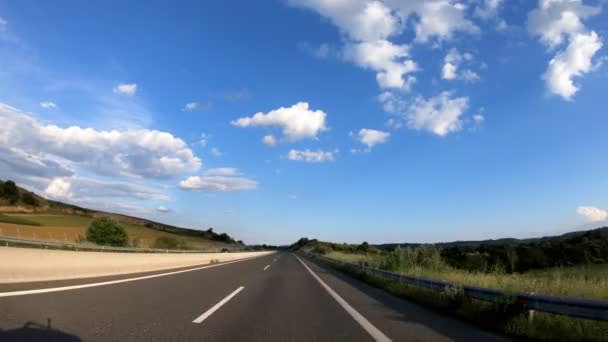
[0,213,233,250]
[326,250,608,301]
[319,249,608,340]
[0,214,42,226]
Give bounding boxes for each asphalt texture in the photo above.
[0,252,512,341]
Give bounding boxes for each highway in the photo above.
[0,252,510,341]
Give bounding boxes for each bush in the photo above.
[1,180,19,204]
[153,236,180,249]
[21,192,38,206]
[86,217,129,247]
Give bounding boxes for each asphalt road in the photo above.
[0,252,511,341]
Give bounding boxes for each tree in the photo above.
[21,192,38,206]
[358,241,370,253]
[2,180,19,204]
[86,217,129,247]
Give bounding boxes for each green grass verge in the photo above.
[314,255,608,341]
[0,214,42,226]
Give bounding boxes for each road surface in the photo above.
[0,252,510,341]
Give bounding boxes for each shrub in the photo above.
[1,180,19,204]
[86,217,129,247]
[21,192,38,206]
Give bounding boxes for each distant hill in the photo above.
[0,179,241,246]
[375,228,608,250]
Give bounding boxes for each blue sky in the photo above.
[1,0,607,245]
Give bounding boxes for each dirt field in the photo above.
[0,247,274,283]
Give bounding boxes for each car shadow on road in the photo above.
[0,319,81,342]
[308,259,513,342]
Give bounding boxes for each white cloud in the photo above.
[357,128,390,148]
[0,17,7,32]
[44,176,169,202]
[473,114,485,125]
[40,101,58,109]
[406,92,469,136]
[156,206,170,213]
[287,149,335,163]
[377,91,407,114]
[528,0,603,100]
[211,147,222,157]
[179,175,257,192]
[113,83,137,96]
[0,103,201,179]
[577,206,607,222]
[231,102,327,142]
[183,101,211,112]
[45,178,72,200]
[262,134,277,146]
[288,0,399,42]
[543,31,602,100]
[474,0,504,20]
[199,133,209,147]
[441,48,479,82]
[408,1,480,43]
[344,40,417,90]
[204,167,238,176]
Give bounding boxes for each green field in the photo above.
[0,213,233,250]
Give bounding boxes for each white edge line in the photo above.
[0,256,262,298]
[295,255,392,342]
[192,286,244,323]
[263,265,270,271]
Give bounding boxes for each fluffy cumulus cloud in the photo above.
[577,206,607,222]
[357,128,390,148]
[344,40,417,90]
[156,206,170,213]
[289,0,484,91]
[287,149,335,162]
[542,31,602,100]
[113,83,137,96]
[40,101,58,109]
[179,175,257,192]
[231,102,327,142]
[0,103,201,179]
[441,48,479,82]
[405,92,469,136]
[528,0,603,100]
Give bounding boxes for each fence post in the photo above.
[528,293,535,322]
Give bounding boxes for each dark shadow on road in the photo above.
[0,319,81,342]
[307,258,514,342]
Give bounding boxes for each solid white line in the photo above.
[263,265,270,271]
[192,286,244,323]
[0,256,262,298]
[295,255,391,342]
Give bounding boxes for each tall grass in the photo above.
[327,247,608,301]
[319,249,608,341]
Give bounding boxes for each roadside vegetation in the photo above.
[86,217,129,247]
[294,235,608,341]
[0,179,243,250]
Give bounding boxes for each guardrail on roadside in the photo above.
[0,236,245,254]
[306,253,608,321]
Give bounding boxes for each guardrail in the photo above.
[306,253,608,321]
[0,236,245,254]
